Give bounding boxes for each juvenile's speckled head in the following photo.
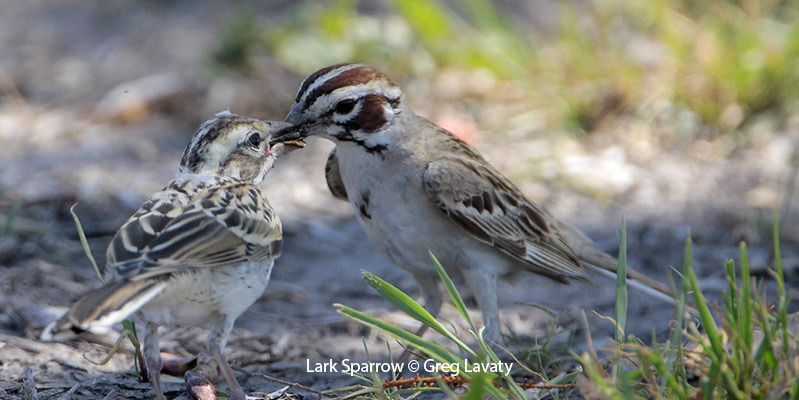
[180,112,294,183]
[272,64,404,153]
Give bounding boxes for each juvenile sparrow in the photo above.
[271,64,676,343]
[42,112,302,400]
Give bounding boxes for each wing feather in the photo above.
[422,155,587,283]
[106,178,282,280]
[325,148,348,200]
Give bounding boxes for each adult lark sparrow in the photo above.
[42,112,303,400]
[271,64,676,343]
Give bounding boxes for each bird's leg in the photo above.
[461,264,501,345]
[397,274,442,364]
[208,319,246,400]
[142,322,165,400]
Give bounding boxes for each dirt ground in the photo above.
[1,1,798,399]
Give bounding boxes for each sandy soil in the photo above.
[1,1,798,399]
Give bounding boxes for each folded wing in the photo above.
[423,154,587,283]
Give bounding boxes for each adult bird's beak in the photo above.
[269,104,314,147]
[284,103,305,125]
[264,121,304,158]
[268,123,307,148]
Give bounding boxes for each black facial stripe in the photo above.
[337,133,387,154]
[388,96,401,109]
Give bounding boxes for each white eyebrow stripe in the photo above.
[307,81,402,116]
[297,64,367,107]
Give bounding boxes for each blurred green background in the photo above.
[217,0,799,136]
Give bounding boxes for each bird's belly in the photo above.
[348,177,467,274]
[138,261,273,328]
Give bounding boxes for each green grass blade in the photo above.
[121,320,141,375]
[429,252,476,331]
[361,271,476,357]
[684,233,724,361]
[461,373,487,400]
[335,304,463,366]
[614,217,628,341]
[738,242,753,354]
[70,204,103,284]
[482,381,507,400]
[724,259,738,325]
[753,297,777,375]
[791,375,799,400]
[338,387,382,400]
[613,217,628,382]
[579,353,624,400]
[773,209,789,356]
[644,347,688,398]
[669,268,689,394]
[736,242,753,394]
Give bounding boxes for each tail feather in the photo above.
[584,260,677,305]
[555,220,696,313]
[41,278,167,341]
[580,248,676,301]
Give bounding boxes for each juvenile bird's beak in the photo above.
[268,120,307,149]
[268,123,309,147]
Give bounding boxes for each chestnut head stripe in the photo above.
[302,65,383,109]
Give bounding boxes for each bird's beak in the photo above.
[285,103,305,125]
[268,123,308,147]
[269,113,305,150]
[269,105,315,147]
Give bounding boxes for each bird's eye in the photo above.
[335,99,357,114]
[247,133,262,147]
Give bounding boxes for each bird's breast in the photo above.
[137,260,274,327]
[335,148,468,272]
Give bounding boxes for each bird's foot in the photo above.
[185,353,220,400]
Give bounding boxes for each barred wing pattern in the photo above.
[106,177,282,281]
[422,146,587,283]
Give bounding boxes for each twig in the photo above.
[381,375,574,390]
[580,309,600,367]
[83,330,135,366]
[515,377,575,390]
[101,389,117,400]
[69,203,103,283]
[22,368,38,400]
[259,373,327,397]
[383,374,465,388]
[56,383,79,400]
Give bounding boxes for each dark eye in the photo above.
[247,133,262,147]
[335,99,356,114]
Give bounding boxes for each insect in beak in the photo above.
[269,123,309,147]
